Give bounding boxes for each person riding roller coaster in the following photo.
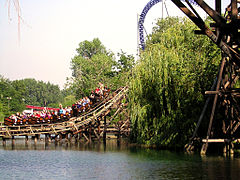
[4,83,110,126]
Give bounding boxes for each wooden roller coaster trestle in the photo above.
[0,87,129,145]
[171,0,240,155]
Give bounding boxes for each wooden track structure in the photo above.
[169,0,240,155]
[0,87,129,143]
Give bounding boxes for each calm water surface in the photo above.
[0,139,240,180]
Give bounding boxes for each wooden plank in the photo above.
[51,125,57,134]
[120,120,129,130]
[202,139,231,143]
[205,91,219,95]
[93,129,100,139]
[82,133,89,142]
[73,129,82,135]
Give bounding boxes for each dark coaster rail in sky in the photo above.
[139,0,240,155]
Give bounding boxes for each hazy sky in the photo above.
[0,0,230,89]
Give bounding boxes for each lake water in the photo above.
[0,139,240,180]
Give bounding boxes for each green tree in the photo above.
[12,78,63,108]
[117,50,135,73]
[0,76,25,116]
[0,76,65,116]
[71,38,117,97]
[62,95,76,108]
[0,102,5,122]
[71,53,116,98]
[76,38,108,59]
[69,38,135,98]
[129,17,220,147]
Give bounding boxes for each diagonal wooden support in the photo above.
[93,129,100,140]
[194,0,226,25]
[120,120,130,131]
[82,132,89,142]
[201,57,226,155]
[172,0,240,65]
[190,77,217,140]
[51,125,57,134]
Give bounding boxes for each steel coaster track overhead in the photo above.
[138,0,197,50]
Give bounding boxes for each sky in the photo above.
[0,0,230,89]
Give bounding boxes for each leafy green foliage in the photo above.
[0,76,25,118]
[0,102,6,122]
[0,76,64,119]
[69,38,135,98]
[12,79,63,107]
[62,95,76,108]
[117,50,135,73]
[129,17,221,147]
[76,38,108,59]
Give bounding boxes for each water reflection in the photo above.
[0,139,240,179]
[0,138,127,152]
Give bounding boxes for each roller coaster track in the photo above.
[0,87,128,139]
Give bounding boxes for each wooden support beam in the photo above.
[223,142,234,156]
[65,133,69,141]
[201,57,226,155]
[34,136,38,144]
[215,0,221,14]
[78,129,82,140]
[12,136,15,145]
[120,120,129,130]
[2,137,6,146]
[194,0,226,25]
[89,126,92,142]
[6,130,11,137]
[45,134,48,143]
[59,133,62,142]
[231,0,238,21]
[45,134,51,143]
[93,129,100,140]
[69,133,73,142]
[188,77,218,143]
[73,124,78,131]
[103,116,107,142]
[82,133,89,142]
[74,134,78,143]
[51,125,57,134]
[233,120,240,133]
[30,126,34,134]
[98,122,100,134]
[230,142,234,155]
[54,134,59,143]
[25,135,29,144]
[202,139,230,143]
[205,91,220,95]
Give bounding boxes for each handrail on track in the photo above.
[0,87,128,137]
